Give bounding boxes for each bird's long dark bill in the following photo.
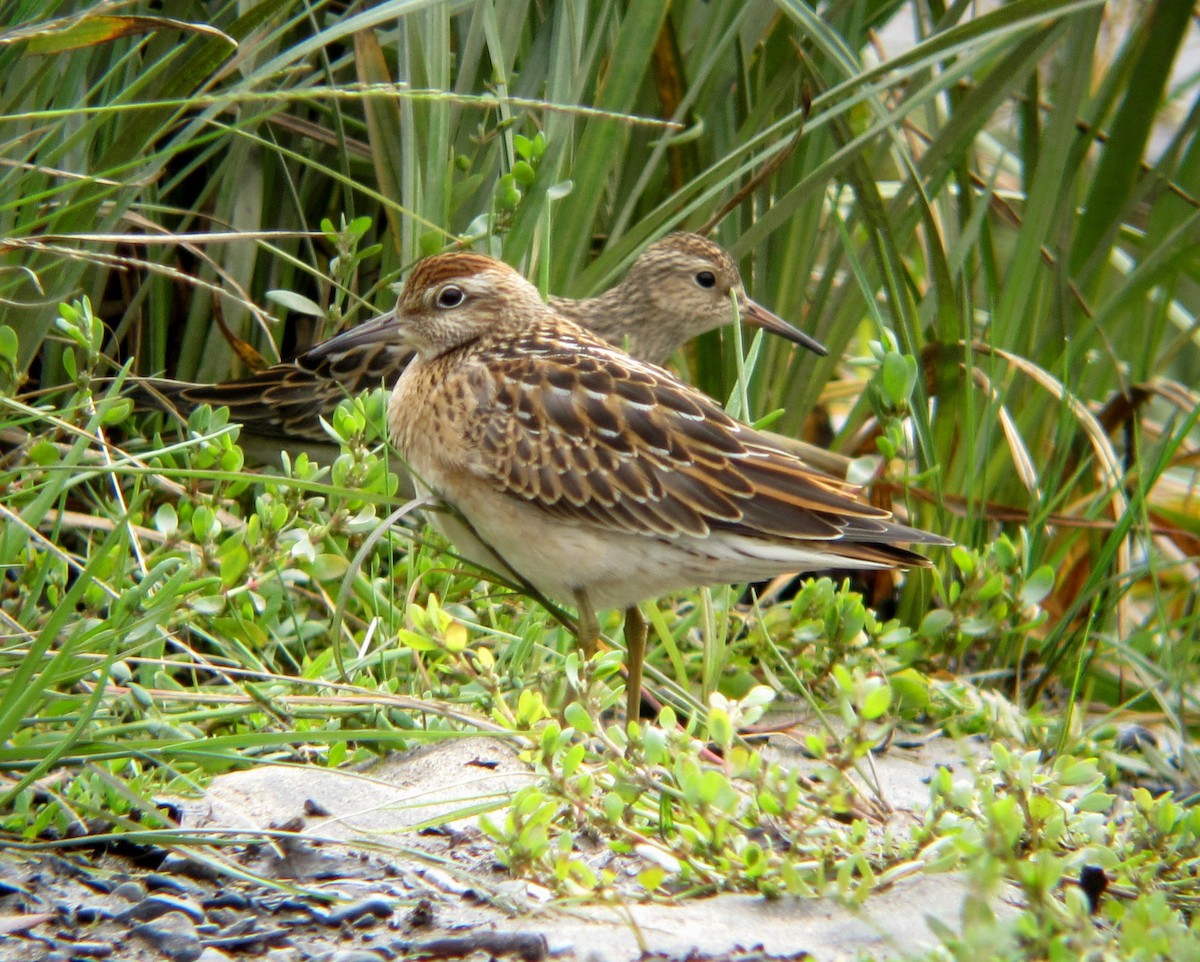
[303,309,398,361]
[740,298,828,357]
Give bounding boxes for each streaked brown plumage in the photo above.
[384,252,950,719]
[136,233,825,452]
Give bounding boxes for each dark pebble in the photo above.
[131,910,203,962]
[70,904,108,924]
[75,870,115,894]
[154,799,185,823]
[203,893,249,911]
[319,896,393,926]
[0,878,33,897]
[405,898,434,928]
[111,881,146,903]
[1079,864,1110,912]
[202,926,292,952]
[209,916,257,938]
[303,798,333,817]
[116,892,206,925]
[145,873,198,895]
[108,838,170,868]
[1116,724,1159,752]
[390,932,548,962]
[158,854,222,880]
[60,941,114,957]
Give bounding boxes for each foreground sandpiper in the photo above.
[381,252,950,720]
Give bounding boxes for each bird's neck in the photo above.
[550,278,660,360]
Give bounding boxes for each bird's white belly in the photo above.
[424,492,696,608]
[420,483,888,610]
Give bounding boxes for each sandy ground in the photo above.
[1,730,1007,961]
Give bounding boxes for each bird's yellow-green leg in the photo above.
[574,589,600,659]
[623,605,647,724]
[571,589,603,709]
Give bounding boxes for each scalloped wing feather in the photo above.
[148,339,411,442]
[462,329,940,561]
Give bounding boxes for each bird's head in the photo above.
[339,253,548,361]
[623,233,827,357]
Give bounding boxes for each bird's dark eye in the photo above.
[694,271,716,289]
[436,285,465,308]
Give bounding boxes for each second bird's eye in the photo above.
[694,271,716,289]
[436,285,465,308]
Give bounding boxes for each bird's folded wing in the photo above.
[139,338,412,442]
[463,345,938,552]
